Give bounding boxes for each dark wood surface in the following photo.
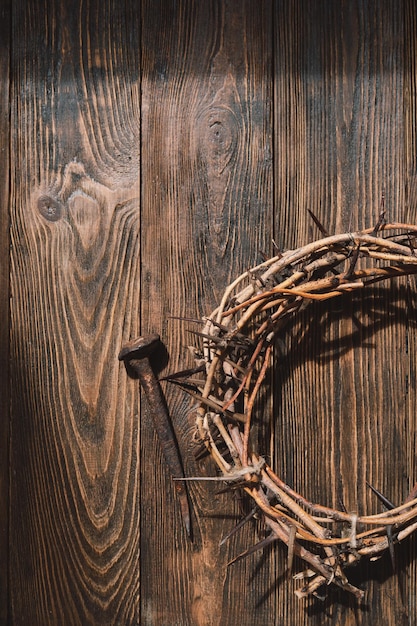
[9,2,141,625]
[2,0,417,624]
[0,3,11,625]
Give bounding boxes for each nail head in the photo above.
[118,333,161,361]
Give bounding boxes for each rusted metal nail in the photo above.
[119,334,192,538]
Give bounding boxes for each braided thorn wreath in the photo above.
[176,221,417,600]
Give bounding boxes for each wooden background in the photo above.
[1,0,417,624]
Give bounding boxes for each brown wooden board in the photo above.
[5,0,417,624]
[9,1,141,623]
[273,1,417,624]
[140,1,274,624]
[0,2,10,625]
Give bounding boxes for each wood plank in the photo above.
[404,0,417,620]
[274,1,412,624]
[10,2,141,623]
[0,2,11,625]
[140,1,273,623]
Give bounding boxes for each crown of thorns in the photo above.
[173,218,417,600]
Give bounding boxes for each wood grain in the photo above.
[274,1,414,624]
[140,1,273,624]
[5,0,417,624]
[404,0,417,620]
[0,3,10,625]
[10,1,141,624]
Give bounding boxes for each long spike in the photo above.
[307,209,329,236]
[163,378,200,392]
[227,533,278,566]
[220,506,258,546]
[366,481,396,571]
[366,481,395,510]
[159,365,206,382]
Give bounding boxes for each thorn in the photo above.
[372,192,386,234]
[339,498,348,514]
[219,506,259,546]
[201,318,229,333]
[372,211,386,235]
[307,209,329,237]
[163,378,200,392]
[366,481,395,510]
[271,239,283,257]
[159,364,206,382]
[366,481,396,571]
[186,329,226,345]
[386,525,396,572]
[227,533,278,566]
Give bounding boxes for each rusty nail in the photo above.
[119,334,191,538]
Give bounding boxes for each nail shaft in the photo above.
[119,336,192,537]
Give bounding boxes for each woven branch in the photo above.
[183,223,417,599]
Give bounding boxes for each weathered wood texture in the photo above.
[272,2,415,625]
[0,3,11,625]
[9,1,141,624]
[3,0,417,625]
[140,1,273,625]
